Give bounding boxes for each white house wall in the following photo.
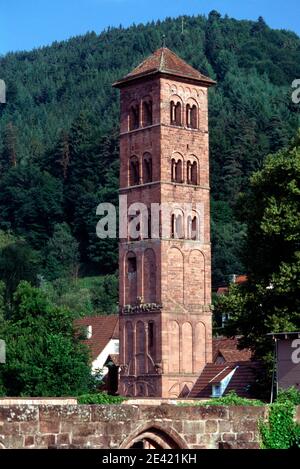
[91,339,119,375]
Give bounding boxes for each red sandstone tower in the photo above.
[113,47,215,398]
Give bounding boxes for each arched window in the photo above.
[187,160,198,185]
[130,157,140,185]
[171,158,183,183]
[148,321,155,356]
[191,105,197,129]
[143,154,152,183]
[186,103,198,129]
[187,213,200,240]
[136,322,145,375]
[142,100,153,127]
[144,249,156,302]
[171,214,175,239]
[127,253,137,304]
[171,213,184,239]
[170,100,182,126]
[147,211,152,239]
[191,161,197,184]
[129,103,140,131]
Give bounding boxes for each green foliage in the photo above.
[77,393,125,405]
[276,387,300,406]
[0,281,92,396]
[41,274,118,317]
[178,390,263,406]
[221,134,300,363]
[0,165,63,248]
[0,281,5,323]
[0,13,299,284]
[88,275,119,315]
[0,230,41,308]
[259,401,300,449]
[43,223,79,281]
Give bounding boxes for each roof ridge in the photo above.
[159,47,165,70]
[209,365,230,383]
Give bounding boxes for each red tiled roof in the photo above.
[209,366,236,384]
[74,315,119,361]
[113,47,216,87]
[216,286,228,295]
[212,337,252,363]
[235,275,248,284]
[189,361,264,398]
[218,349,252,362]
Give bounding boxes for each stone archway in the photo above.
[120,424,187,449]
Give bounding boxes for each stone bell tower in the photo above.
[113,47,215,398]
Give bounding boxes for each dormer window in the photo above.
[212,384,221,397]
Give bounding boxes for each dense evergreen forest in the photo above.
[0,11,299,302]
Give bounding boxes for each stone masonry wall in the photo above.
[0,403,293,450]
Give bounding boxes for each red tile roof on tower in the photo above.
[113,47,216,87]
[74,315,119,361]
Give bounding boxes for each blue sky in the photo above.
[1,0,300,55]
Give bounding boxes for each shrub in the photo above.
[259,389,300,449]
[77,393,125,405]
[276,387,300,406]
[178,391,264,406]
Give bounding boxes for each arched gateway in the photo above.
[120,424,187,449]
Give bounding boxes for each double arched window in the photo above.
[171,156,183,183]
[186,104,198,129]
[128,97,153,131]
[170,99,182,126]
[187,160,198,185]
[170,211,200,240]
[171,155,199,185]
[170,97,199,129]
[129,153,153,186]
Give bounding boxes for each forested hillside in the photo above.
[0,11,299,291]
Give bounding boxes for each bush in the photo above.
[178,391,264,406]
[259,388,300,449]
[77,393,125,405]
[276,387,300,405]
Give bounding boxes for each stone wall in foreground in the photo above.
[0,402,282,449]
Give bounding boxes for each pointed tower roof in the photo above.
[113,47,216,88]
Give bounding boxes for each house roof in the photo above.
[213,337,252,363]
[215,275,248,295]
[189,361,263,398]
[113,47,216,88]
[235,275,248,284]
[75,315,119,361]
[209,366,236,384]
